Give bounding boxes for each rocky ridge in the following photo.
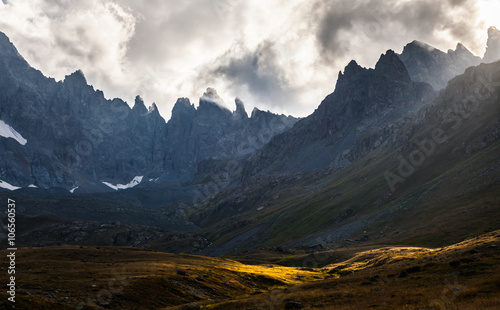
[398,27,500,90]
[244,50,437,176]
[0,31,298,191]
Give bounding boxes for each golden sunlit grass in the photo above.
[0,230,499,309]
[213,230,500,310]
[0,246,326,309]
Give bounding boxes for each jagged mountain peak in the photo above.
[172,97,194,113]
[399,37,482,90]
[448,42,477,58]
[246,46,438,174]
[338,50,410,87]
[234,97,248,119]
[488,26,499,36]
[342,60,364,76]
[336,60,366,86]
[374,49,411,81]
[171,97,196,125]
[173,97,193,108]
[148,102,159,114]
[64,69,87,86]
[448,43,481,68]
[170,98,195,123]
[455,42,467,51]
[484,26,500,63]
[404,40,439,53]
[200,87,229,111]
[250,107,266,119]
[133,97,162,119]
[234,97,245,108]
[0,30,297,190]
[132,95,148,114]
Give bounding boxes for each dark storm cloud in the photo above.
[198,41,298,112]
[1,0,493,120]
[315,0,482,63]
[315,1,361,61]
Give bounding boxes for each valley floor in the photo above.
[1,231,499,309]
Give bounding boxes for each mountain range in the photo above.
[0,27,499,257]
[0,31,297,192]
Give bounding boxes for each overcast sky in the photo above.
[0,0,498,120]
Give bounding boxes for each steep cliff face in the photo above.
[164,88,297,181]
[0,57,167,191]
[351,59,500,166]
[195,60,500,255]
[0,32,298,191]
[245,50,436,175]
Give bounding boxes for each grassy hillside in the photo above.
[198,137,499,254]
[194,62,500,254]
[0,231,498,309]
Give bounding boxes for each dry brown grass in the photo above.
[202,230,500,309]
[0,246,324,309]
[1,230,499,309]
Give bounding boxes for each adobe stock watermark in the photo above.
[336,2,407,57]
[429,275,462,310]
[87,266,130,307]
[192,159,242,207]
[384,128,447,192]
[212,0,243,21]
[6,198,17,303]
[384,67,500,192]
[62,138,94,170]
[191,119,284,207]
[60,97,131,170]
[144,59,198,97]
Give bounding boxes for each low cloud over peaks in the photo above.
[314,0,485,68]
[0,0,496,120]
[197,41,298,113]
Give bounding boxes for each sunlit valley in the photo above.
[1,1,500,309]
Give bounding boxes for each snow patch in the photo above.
[0,120,27,145]
[28,184,38,188]
[103,176,143,191]
[70,186,79,193]
[0,179,21,191]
